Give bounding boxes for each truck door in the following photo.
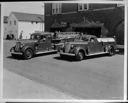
[88,38,103,54]
[88,38,97,54]
[94,38,104,52]
[37,36,51,52]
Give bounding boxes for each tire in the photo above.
[60,54,64,58]
[76,51,84,61]
[23,48,33,59]
[107,46,115,56]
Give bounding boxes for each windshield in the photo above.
[74,36,89,42]
[81,37,89,41]
[30,35,41,40]
[30,33,52,40]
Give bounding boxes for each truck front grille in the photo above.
[64,43,70,53]
[15,42,20,51]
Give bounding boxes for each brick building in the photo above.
[4,16,8,39]
[44,3,124,45]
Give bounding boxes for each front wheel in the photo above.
[76,51,84,61]
[23,49,33,59]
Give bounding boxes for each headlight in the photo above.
[20,44,24,48]
[71,45,74,49]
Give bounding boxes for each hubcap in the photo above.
[26,50,32,58]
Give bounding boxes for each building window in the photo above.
[84,4,88,10]
[52,3,62,14]
[78,3,89,11]
[78,4,83,10]
[14,20,16,25]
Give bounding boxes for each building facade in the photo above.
[45,3,124,44]
[5,12,44,39]
[4,16,8,39]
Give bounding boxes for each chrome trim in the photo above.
[60,52,75,56]
[115,49,119,52]
[87,52,107,56]
[11,51,23,55]
[10,48,23,55]
[36,50,57,55]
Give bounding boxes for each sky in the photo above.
[3,2,44,16]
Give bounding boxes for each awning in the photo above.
[71,20,104,28]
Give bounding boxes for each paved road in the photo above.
[3,40,124,99]
[4,69,75,99]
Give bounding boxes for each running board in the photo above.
[36,50,57,55]
[87,52,107,56]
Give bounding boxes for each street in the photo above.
[3,40,124,99]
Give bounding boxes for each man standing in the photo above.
[19,30,23,39]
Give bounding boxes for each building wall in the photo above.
[4,23,8,39]
[45,3,124,44]
[45,3,117,15]
[62,3,78,13]
[18,21,44,39]
[45,3,52,16]
[45,6,124,34]
[6,13,18,39]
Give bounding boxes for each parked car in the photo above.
[59,35,117,61]
[10,32,58,59]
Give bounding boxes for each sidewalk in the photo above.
[3,69,75,99]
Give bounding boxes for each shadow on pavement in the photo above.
[54,56,76,62]
[35,52,57,57]
[54,54,111,62]
[6,52,57,60]
[7,55,24,60]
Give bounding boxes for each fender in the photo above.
[74,46,87,56]
[21,46,35,54]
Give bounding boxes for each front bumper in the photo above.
[10,47,23,55]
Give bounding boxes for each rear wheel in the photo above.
[23,49,33,59]
[76,51,84,61]
[106,46,115,56]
